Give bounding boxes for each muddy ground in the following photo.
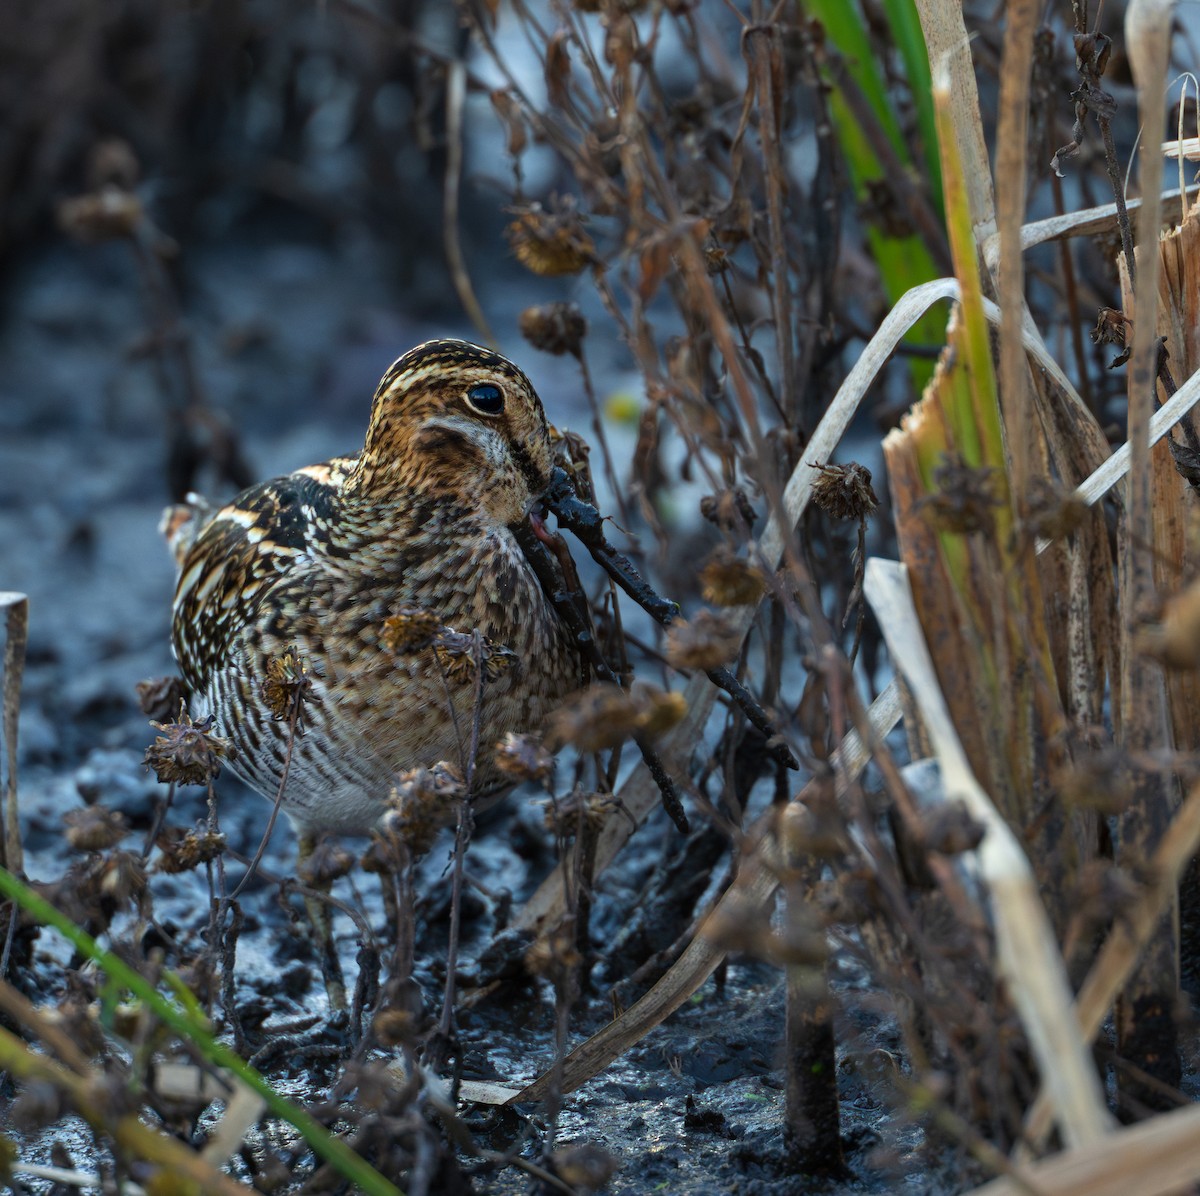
[0,226,943,1194]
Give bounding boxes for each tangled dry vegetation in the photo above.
[7,0,1200,1192]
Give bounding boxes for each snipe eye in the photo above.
[467,383,504,416]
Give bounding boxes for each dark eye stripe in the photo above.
[467,383,504,415]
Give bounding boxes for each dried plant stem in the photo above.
[443,59,496,347]
[0,591,27,876]
[230,699,303,902]
[744,23,795,410]
[1117,0,1180,1110]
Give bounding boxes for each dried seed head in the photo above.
[299,839,356,887]
[524,920,582,987]
[699,487,758,533]
[1053,747,1131,813]
[698,545,766,607]
[859,178,915,239]
[630,684,687,738]
[494,732,554,784]
[434,631,519,683]
[704,888,825,966]
[506,200,596,276]
[519,302,587,356]
[921,802,986,856]
[11,1081,64,1132]
[57,187,142,242]
[87,138,140,190]
[704,244,730,274]
[381,762,466,857]
[144,706,233,786]
[919,455,1002,536]
[546,686,638,753]
[360,837,397,875]
[665,610,743,671]
[261,648,315,723]
[546,683,685,752]
[1092,307,1131,367]
[1135,577,1200,669]
[779,793,847,860]
[552,1142,620,1191]
[542,790,610,837]
[1023,477,1090,542]
[97,851,147,906]
[809,461,879,522]
[380,604,444,654]
[136,675,187,722]
[64,807,128,853]
[372,1007,420,1050]
[154,826,228,874]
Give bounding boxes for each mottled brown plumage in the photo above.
[165,339,579,836]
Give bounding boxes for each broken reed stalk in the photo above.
[1113,0,1182,1111]
[0,592,27,877]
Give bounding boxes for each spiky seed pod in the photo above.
[380,762,466,857]
[260,648,315,723]
[519,302,587,357]
[434,631,519,683]
[918,456,1001,536]
[545,685,644,753]
[506,201,596,276]
[699,487,758,532]
[922,802,986,856]
[1092,307,1131,366]
[380,604,444,654]
[546,683,686,752]
[63,807,128,853]
[154,826,227,874]
[494,732,554,783]
[144,707,232,786]
[97,851,147,906]
[57,188,142,242]
[698,544,766,607]
[524,920,582,987]
[299,839,356,887]
[632,685,688,737]
[542,789,610,837]
[1023,477,1090,541]
[372,1008,420,1050]
[809,461,879,522]
[664,610,744,671]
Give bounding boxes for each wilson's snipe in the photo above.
[164,340,580,998]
